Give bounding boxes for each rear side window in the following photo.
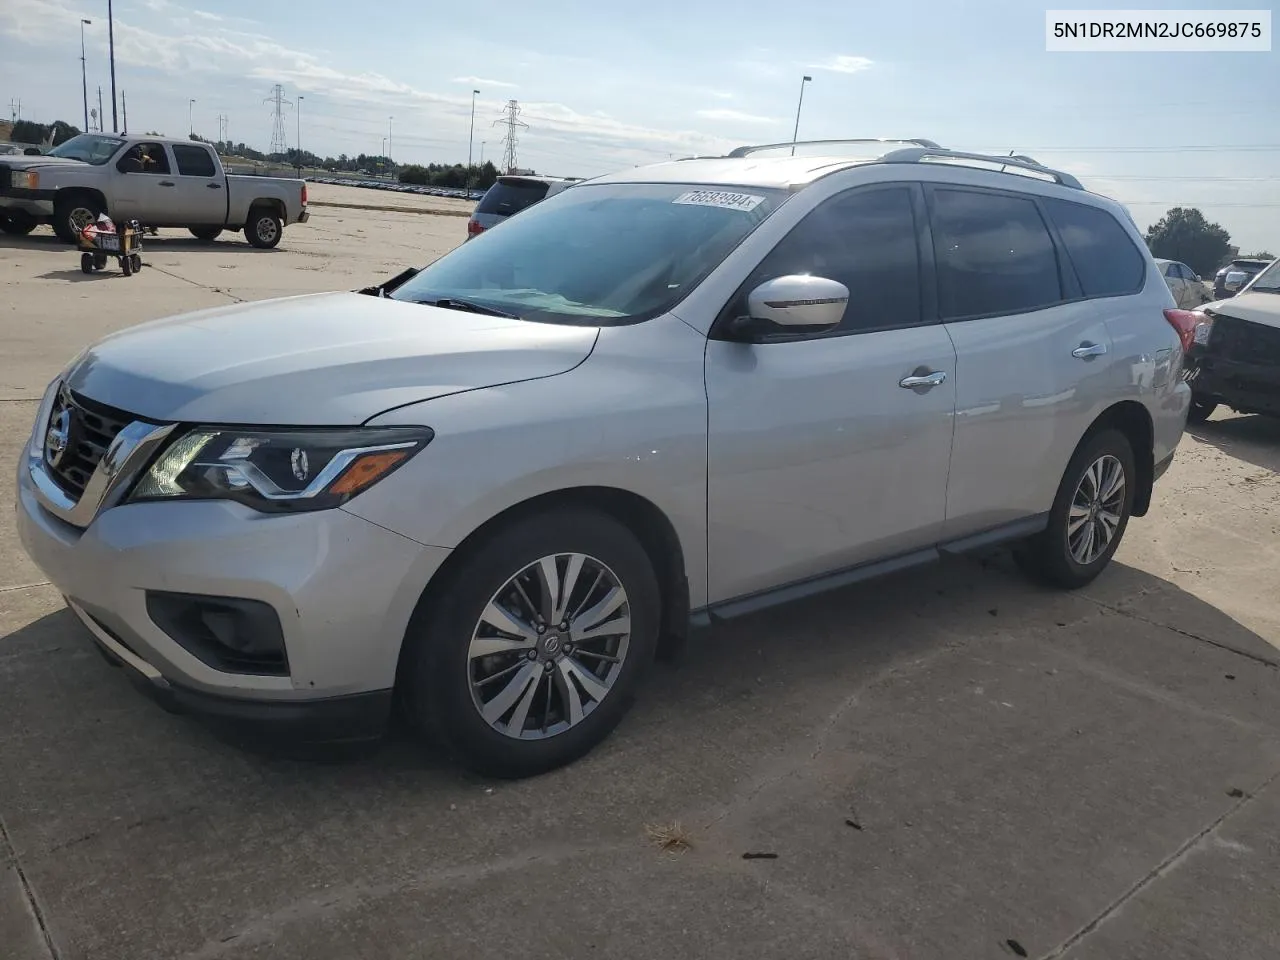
[172,144,217,178]
[477,179,550,216]
[931,189,1062,319]
[1042,198,1145,298]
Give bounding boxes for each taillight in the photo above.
[301,182,308,205]
[467,218,484,237]
[1163,308,1200,352]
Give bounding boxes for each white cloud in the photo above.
[696,108,779,125]
[452,76,518,90]
[811,55,874,74]
[191,9,222,21]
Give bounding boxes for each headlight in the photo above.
[128,426,432,513]
[1193,311,1214,346]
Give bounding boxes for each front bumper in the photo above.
[1188,357,1280,418]
[16,399,450,738]
[0,193,55,218]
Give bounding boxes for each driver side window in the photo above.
[734,186,924,336]
[116,143,171,175]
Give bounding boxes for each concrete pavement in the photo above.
[2,194,1279,960]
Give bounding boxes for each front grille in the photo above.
[43,390,135,498]
[1209,314,1280,366]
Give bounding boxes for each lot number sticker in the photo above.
[673,190,765,212]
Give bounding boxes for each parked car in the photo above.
[16,139,1190,778]
[466,174,578,239]
[0,133,308,247]
[1185,257,1280,422]
[1155,258,1212,310]
[1213,257,1271,300]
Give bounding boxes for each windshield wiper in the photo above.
[417,297,519,319]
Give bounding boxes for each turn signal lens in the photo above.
[328,450,411,496]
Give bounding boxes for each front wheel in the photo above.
[80,253,93,274]
[1015,429,1136,589]
[53,194,104,244]
[398,508,660,778]
[0,211,37,235]
[244,210,282,249]
[121,254,133,277]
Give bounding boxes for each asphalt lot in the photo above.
[2,186,1280,960]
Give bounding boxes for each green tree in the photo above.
[1240,251,1276,260]
[1145,207,1232,278]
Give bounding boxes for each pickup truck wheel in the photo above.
[189,227,222,242]
[0,211,37,235]
[244,210,282,249]
[53,195,104,244]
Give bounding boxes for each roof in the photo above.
[589,155,872,190]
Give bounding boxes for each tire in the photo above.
[80,253,93,274]
[1015,429,1136,590]
[244,209,282,249]
[130,253,142,272]
[121,254,133,277]
[0,211,37,235]
[53,193,104,244]
[1187,394,1217,424]
[189,226,222,242]
[399,508,660,779]
[93,253,107,270]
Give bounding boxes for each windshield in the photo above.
[45,134,126,165]
[393,182,786,324]
[1244,259,1280,293]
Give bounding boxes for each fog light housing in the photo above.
[146,592,289,676]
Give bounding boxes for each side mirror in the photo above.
[23,147,41,156]
[745,275,849,330]
[1223,272,1245,292]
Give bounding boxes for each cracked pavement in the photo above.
[2,186,1280,959]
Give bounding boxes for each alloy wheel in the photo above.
[1068,454,1126,565]
[468,552,631,740]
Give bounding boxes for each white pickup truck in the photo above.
[0,133,308,248]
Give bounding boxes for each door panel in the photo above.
[704,183,956,604]
[111,142,173,220]
[168,144,226,225]
[706,328,957,601]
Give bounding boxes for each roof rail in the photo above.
[877,146,1083,190]
[726,138,943,158]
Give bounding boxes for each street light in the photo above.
[189,98,196,137]
[790,75,812,156]
[387,116,393,160]
[79,19,92,132]
[296,95,304,173]
[480,141,486,165]
[468,89,479,170]
[108,0,118,131]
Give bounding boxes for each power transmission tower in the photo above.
[264,85,292,156]
[493,99,528,174]
[217,114,228,145]
[8,98,19,123]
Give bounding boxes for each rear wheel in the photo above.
[0,211,37,235]
[398,508,660,779]
[244,209,282,249]
[1015,429,1136,589]
[80,253,93,274]
[189,226,222,242]
[121,254,133,277]
[1187,394,1217,424]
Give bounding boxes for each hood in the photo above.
[65,292,599,424]
[1207,292,1280,330]
[0,155,88,171]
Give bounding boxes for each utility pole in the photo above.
[188,98,196,137]
[387,116,393,160]
[108,0,118,131]
[493,99,528,175]
[295,95,304,172]
[97,88,104,132]
[121,90,127,134]
[265,84,291,157]
[80,19,92,131]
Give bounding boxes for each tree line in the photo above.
[1144,207,1274,277]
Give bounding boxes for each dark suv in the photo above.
[1213,258,1271,300]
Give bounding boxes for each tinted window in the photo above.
[477,179,550,216]
[932,189,1062,319]
[173,144,216,178]
[1041,196,1145,298]
[740,187,922,333]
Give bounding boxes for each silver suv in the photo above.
[17,138,1192,778]
[466,174,577,239]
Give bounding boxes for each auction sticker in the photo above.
[673,190,765,212]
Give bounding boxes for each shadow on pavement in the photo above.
[2,552,1278,959]
[1188,413,1280,474]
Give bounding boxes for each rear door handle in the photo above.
[158,180,175,187]
[899,370,947,389]
[1072,342,1107,359]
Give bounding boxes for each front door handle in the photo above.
[1072,341,1107,360]
[158,180,175,187]
[899,370,947,389]
[206,183,222,189]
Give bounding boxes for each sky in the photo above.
[1,0,1277,251]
